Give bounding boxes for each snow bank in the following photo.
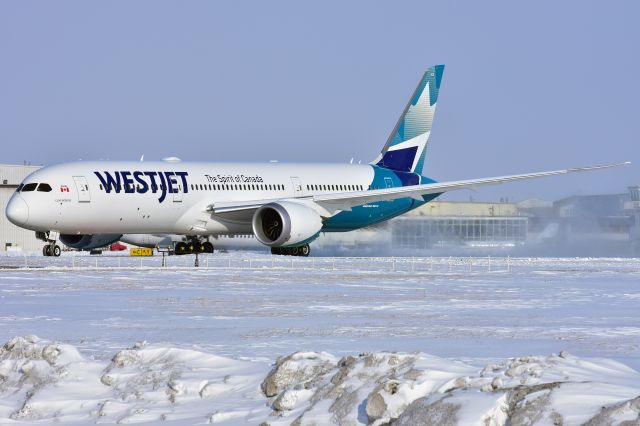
[0,336,638,425]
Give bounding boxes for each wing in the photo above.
[208,162,630,219]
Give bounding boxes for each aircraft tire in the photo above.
[290,246,299,256]
[175,242,187,255]
[203,242,214,253]
[271,247,281,255]
[53,245,61,257]
[300,245,310,257]
[43,245,50,256]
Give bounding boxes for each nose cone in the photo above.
[6,194,29,227]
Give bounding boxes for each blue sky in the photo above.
[1,1,637,201]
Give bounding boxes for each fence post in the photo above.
[488,255,491,272]
[392,258,396,272]
[95,258,98,268]
[449,256,452,272]
[332,258,335,271]
[469,258,472,272]
[411,257,415,272]
[507,255,510,272]
[430,256,433,272]
[229,258,231,268]
[72,256,75,269]
[24,255,27,268]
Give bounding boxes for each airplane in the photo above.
[5,65,629,258]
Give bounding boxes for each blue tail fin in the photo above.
[373,65,444,174]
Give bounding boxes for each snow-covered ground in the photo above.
[0,254,638,424]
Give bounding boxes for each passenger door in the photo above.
[290,177,303,197]
[73,176,91,203]
[171,176,182,203]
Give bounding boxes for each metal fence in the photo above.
[1,254,637,273]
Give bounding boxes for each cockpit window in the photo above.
[21,183,37,192]
[37,183,52,192]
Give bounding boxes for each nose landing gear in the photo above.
[37,231,61,257]
[271,244,311,257]
[42,244,61,257]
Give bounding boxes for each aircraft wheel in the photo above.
[175,242,187,255]
[271,247,281,255]
[187,242,195,254]
[43,245,50,256]
[300,245,310,257]
[53,245,61,257]
[203,242,214,253]
[290,246,299,256]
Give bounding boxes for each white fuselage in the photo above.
[8,161,375,236]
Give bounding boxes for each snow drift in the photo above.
[0,336,638,425]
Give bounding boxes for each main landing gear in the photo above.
[36,231,61,257]
[271,244,311,257]
[174,240,214,255]
[173,238,214,268]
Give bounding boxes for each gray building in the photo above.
[391,201,528,250]
[1,164,43,253]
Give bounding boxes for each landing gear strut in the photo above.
[37,231,61,257]
[271,244,311,257]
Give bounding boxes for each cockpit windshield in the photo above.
[37,183,52,192]
[21,183,37,192]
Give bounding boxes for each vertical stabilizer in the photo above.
[373,65,444,174]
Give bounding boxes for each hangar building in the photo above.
[391,200,528,250]
[1,164,43,253]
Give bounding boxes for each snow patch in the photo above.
[0,337,639,424]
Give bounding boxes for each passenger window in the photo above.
[37,183,52,192]
[22,183,37,192]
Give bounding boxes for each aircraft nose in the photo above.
[6,194,29,226]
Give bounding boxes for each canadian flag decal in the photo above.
[60,185,70,193]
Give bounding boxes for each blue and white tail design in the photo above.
[373,65,444,174]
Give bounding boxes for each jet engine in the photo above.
[59,234,123,250]
[252,202,322,247]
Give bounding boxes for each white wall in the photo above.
[0,164,43,253]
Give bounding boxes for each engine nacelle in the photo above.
[59,234,123,250]
[252,202,322,247]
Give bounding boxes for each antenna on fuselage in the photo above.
[350,157,354,164]
[140,154,144,162]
